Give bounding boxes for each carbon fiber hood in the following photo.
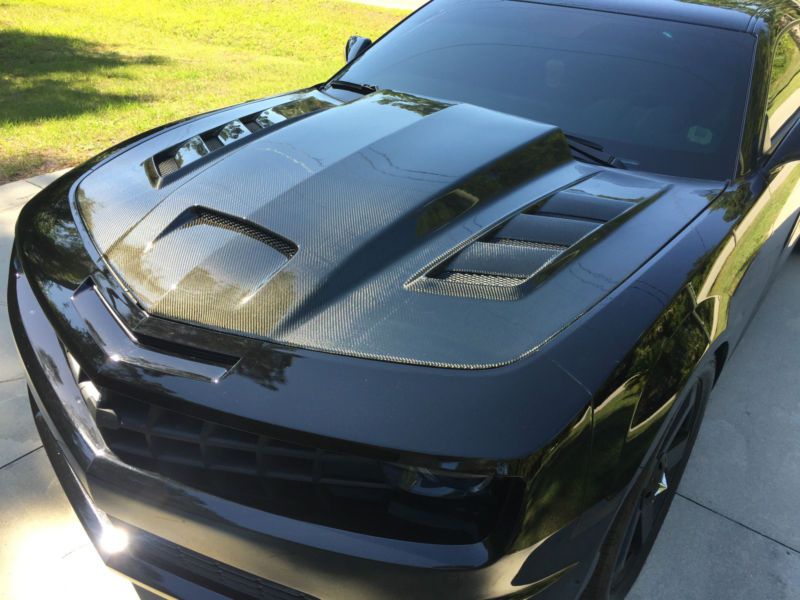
[75,89,723,367]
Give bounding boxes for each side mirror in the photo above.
[765,118,800,171]
[346,36,372,63]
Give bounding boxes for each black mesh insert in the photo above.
[436,271,525,287]
[157,157,179,176]
[95,389,513,544]
[163,207,298,259]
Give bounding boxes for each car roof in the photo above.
[511,0,800,33]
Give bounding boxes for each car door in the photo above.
[764,23,800,259]
[725,22,800,340]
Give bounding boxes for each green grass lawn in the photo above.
[0,0,408,183]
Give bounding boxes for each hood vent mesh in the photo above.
[157,157,180,176]
[422,186,640,297]
[436,271,525,287]
[158,207,298,259]
[441,241,564,281]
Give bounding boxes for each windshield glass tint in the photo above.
[337,1,754,180]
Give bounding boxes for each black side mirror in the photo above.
[765,118,800,171]
[346,36,372,63]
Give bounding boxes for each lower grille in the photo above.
[132,527,317,600]
[95,389,512,544]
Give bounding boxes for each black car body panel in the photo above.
[10,0,800,598]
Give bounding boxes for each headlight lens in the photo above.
[382,463,494,498]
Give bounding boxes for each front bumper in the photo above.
[10,253,593,600]
[30,393,269,600]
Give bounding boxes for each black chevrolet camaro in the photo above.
[10,0,800,598]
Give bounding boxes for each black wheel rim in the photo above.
[610,379,705,591]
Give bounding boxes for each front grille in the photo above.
[95,389,513,544]
[132,527,317,600]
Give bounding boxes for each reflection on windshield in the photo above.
[339,2,754,180]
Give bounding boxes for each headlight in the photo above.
[382,463,494,498]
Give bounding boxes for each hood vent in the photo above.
[152,119,255,181]
[157,207,298,259]
[420,181,646,298]
[437,240,564,286]
[104,205,299,329]
[147,96,335,187]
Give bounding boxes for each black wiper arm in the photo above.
[328,80,378,95]
[564,133,627,169]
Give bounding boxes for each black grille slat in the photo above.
[205,436,259,453]
[318,477,389,489]
[107,432,150,459]
[149,427,201,445]
[258,445,319,460]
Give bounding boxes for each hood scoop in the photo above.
[111,207,298,326]
[153,207,298,259]
[417,174,659,299]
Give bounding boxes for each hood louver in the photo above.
[153,118,265,180]
[420,178,653,299]
[147,96,335,187]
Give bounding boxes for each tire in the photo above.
[581,358,716,600]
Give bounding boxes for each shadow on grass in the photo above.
[0,29,168,124]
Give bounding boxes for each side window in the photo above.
[767,25,800,146]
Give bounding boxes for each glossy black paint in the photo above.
[345,35,372,63]
[9,1,800,599]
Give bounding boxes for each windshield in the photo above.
[334,0,755,180]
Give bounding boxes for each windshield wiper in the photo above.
[564,133,627,169]
[327,80,378,95]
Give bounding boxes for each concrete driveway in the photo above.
[0,174,798,599]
